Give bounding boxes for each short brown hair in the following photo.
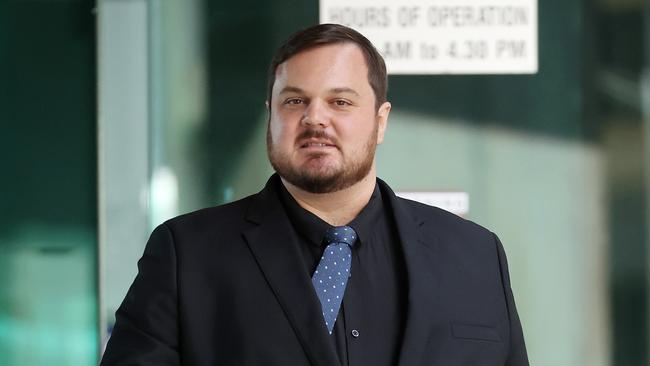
[267,23,387,111]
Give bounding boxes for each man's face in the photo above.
[267,43,390,193]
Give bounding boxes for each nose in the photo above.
[301,99,329,127]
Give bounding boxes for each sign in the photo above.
[396,191,469,216]
[320,0,537,74]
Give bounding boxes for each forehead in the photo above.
[273,43,371,94]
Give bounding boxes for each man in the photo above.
[101,23,528,365]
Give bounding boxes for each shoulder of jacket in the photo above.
[396,195,495,239]
[160,193,256,232]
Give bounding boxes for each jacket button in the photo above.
[351,329,360,338]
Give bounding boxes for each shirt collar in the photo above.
[348,184,383,247]
[278,180,383,247]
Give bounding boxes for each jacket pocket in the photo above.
[451,322,501,342]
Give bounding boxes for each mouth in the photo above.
[299,140,337,149]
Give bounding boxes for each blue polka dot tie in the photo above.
[311,226,357,334]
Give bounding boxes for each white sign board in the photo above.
[396,191,469,216]
[320,0,537,74]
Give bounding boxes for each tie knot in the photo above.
[324,226,357,246]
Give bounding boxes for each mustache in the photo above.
[296,129,338,146]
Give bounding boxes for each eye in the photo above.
[333,99,351,107]
[284,98,304,105]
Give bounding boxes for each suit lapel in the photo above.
[243,177,341,366]
[379,180,439,366]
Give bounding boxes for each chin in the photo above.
[268,142,374,194]
[290,169,345,194]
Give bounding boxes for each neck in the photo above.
[281,169,377,226]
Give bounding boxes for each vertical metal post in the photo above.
[642,4,650,363]
[96,0,151,358]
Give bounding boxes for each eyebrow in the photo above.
[279,86,360,97]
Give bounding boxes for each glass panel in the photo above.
[0,1,98,365]
[597,1,650,363]
[97,0,209,348]
[99,1,650,365]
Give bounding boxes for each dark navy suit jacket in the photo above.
[101,175,529,365]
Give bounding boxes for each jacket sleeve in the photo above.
[494,233,530,366]
[100,223,180,366]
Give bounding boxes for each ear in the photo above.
[376,101,391,144]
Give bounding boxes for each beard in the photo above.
[267,125,378,194]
